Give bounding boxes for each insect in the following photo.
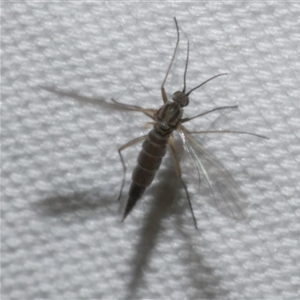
[42,18,267,228]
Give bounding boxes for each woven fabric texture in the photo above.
[2,2,299,299]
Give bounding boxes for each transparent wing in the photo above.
[178,125,247,220]
[40,86,156,119]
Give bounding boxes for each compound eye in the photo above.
[172,91,181,102]
[172,91,189,107]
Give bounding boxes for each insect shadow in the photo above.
[33,189,112,218]
[41,17,268,229]
[122,156,225,300]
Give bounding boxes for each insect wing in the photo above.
[40,86,156,117]
[178,126,247,220]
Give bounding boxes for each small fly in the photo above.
[42,18,267,228]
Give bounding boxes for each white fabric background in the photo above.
[2,2,299,300]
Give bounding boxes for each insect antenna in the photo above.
[182,41,189,94]
[161,17,180,91]
[179,34,227,97]
[186,73,228,96]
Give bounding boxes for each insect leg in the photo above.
[181,105,238,123]
[168,135,198,229]
[117,135,148,201]
[181,107,268,139]
[161,17,180,104]
[111,98,157,120]
[190,130,269,139]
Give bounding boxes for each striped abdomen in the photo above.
[123,128,169,219]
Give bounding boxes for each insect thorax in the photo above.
[154,101,183,135]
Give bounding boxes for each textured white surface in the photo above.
[1,2,300,300]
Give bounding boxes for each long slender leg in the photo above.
[181,107,268,139]
[145,122,155,125]
[189,129,269,139]
[118,135,148,201]
[181,105,238,123]
[168,136,198,229]
[111,98,157,121]
[161,17,180,103]
[168,135,182,178]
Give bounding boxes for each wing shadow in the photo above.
[32,188,113,218]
